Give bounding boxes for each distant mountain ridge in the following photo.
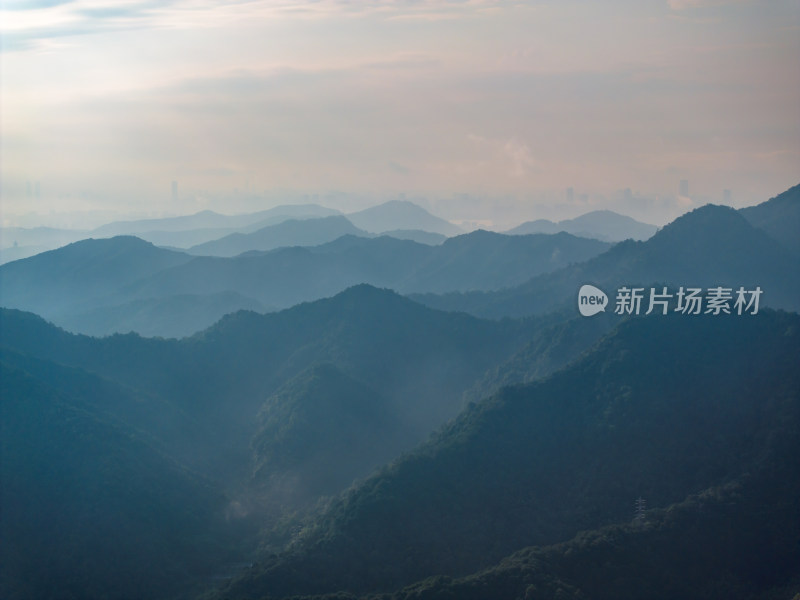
[187,215,367,257]
[347,200,463,236]
[507,210,658,242]
[91,204,341,236]
[0,205,343,262]
[416,203,800,318]
[739,182,800,256]
[0,236,194,317]
[0,230,608,337]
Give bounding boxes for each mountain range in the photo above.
[416,201,800,319]
[214,310,800,599]
[1,184,799,600]
[0,200,458,264]
[92,204,341,237]
[187,215,368,257]
[347,200,463,236]
[506,209,658,242]
[0,230,609,337]
[1,284,567,598]
[0,285,542,491]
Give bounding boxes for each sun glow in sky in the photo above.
[1,0,798,226]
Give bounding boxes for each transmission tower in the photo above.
[635,496,646,524]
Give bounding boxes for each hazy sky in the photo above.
[1,0,798,227]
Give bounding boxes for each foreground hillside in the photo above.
[214,310,800,599]
[0,357,242,600]
[295,470,799,600]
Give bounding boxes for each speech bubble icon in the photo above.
[578,284,608,317]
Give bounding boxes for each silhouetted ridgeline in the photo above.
[0,229,608,337]
[506,209,658,242]
[739,182,800,256]
[415,201,800,318]
[187,215,367,257]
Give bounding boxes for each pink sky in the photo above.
[2,0,798,227]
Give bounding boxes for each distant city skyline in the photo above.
[2,1,798,228]
[0,181,762,232]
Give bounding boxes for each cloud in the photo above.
[0,0,174,52]
[388,161,411,175]
[363,53,440,70]
[468,134,541,178]
[1,0,78,10]
[667,0,750,9]
[503,139,539,176]
[1,0,520,53]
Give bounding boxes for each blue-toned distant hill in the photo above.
[404,230,610,293]
[346,200,463,236]
[0,236,194,317]
[0,230,607,337]
[0,226,90,265]
[91,204,341,237]
[215,310,800,600]
[127,231,609,313]
[0,236,270,337]
[380,229,446,245]
[0,206,343,262]
[77,204,340,249]
[416,202,800,318]
[57,291,268,338]
[187,215,367,257]
[739,182,800,256]
[507,209,658,242]
[0,243,51,265]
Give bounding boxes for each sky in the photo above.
[1,0,798,228]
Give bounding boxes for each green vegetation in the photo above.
[217,310,800,599]
[0,285,544,599]
[250,364,405,503]
[0,361,242,600]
